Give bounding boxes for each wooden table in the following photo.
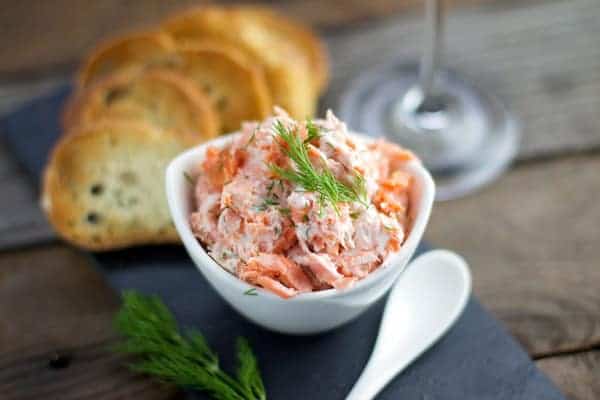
[1,0,599,399]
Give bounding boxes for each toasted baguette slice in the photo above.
[163,6,316,119]
[77,31,176,88]
[236,6,330,92]
[168,46,271,132]
[63,69,220,143]
[42,120,187,250]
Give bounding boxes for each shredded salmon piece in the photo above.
[239,254,313,298]
[292,251,342,286]
[381,170,412,191]
[272,227,297,253]
[202,146,225,189]
[203,146,246,189]
[255,276,297,299]
[333,277,356,290]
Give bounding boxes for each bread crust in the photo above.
[42,120,186,251]
[77,31,176,89]
[63,68,220,143]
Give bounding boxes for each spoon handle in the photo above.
[345,250,472,400]
[345,355,412,400]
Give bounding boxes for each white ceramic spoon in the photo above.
[346,249,472,400]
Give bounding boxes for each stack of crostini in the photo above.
[42,6,329,251]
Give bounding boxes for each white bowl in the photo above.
[165,132,435,334]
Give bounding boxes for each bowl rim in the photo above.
[166,131,435,303]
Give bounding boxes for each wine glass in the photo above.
[339,0,519,201]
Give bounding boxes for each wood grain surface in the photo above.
[426,154,600,356]
[0,244,179,399]
[538,351,600,400]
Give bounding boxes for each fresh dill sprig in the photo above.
[184,171,194,186]
[245,128,257,148]
[269,120,368,213]
[382,223,395,232]
[304,119,321,143]
[264,198,279,206]
[244,288,258,296]
[278,207,291,216]
[114,291,266,400]
[255,197,279,212]
[266,180,275,196]
[236,338,265,398]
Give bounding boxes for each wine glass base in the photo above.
[338,61,520,201]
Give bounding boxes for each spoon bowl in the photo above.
[346,249,471,400]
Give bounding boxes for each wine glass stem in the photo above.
[419,0,444,100]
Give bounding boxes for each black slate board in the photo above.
[1,88,564,400]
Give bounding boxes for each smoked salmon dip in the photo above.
[190,109,416,298]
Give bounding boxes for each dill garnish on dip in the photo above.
[190,109,416,298]
[269,120,369,213]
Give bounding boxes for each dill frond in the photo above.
[270,120,368,213]
[114,291,266,400]
[237,338,266,400]
[304,119,321,143]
